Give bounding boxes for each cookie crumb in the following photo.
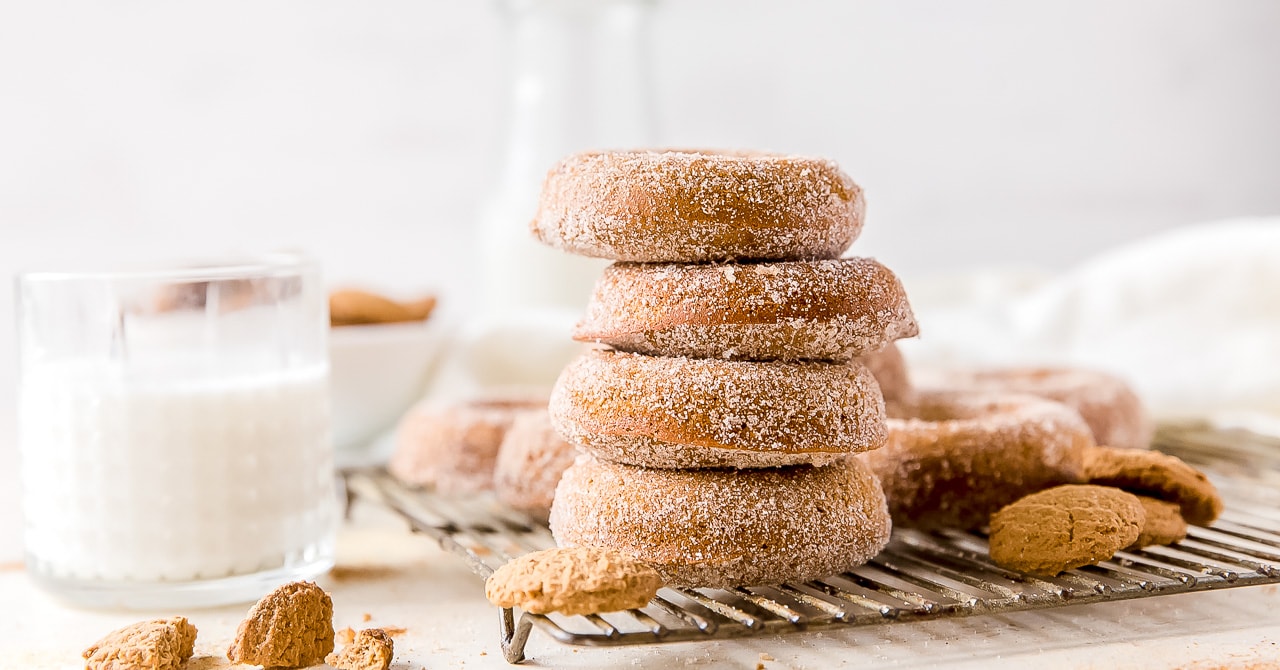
[362,612,372,622]
[337,626,357,646]
[326,628,394,670]
[83,617,197,670]
[381,625,407,636]
[760,652,776,661]
[227,581,335,668]
[486,546,663,615]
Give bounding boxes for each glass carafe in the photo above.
[479,0,657,314]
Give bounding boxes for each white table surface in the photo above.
[2,502,1279,670]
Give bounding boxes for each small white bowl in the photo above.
[328,318,448,453]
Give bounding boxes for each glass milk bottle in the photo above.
[17,255,335,608]
[479,0,657,314]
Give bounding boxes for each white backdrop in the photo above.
[1,0,1278,557]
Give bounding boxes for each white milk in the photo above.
[19,362,334,583]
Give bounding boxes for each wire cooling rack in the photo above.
[342,424,1280,664]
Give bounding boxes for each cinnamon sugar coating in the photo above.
[574,258,918,362]
[858,391,1093,530]
[550,455,891,588]
[549,349,887,469]
[389,393,548,494]
[531,150,865,262]
[928,366,1153,450]
[494,410,580,520]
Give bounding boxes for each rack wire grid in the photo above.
[342,424,1280,664]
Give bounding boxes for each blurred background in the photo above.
[1,0,1278,554]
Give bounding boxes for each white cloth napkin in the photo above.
[899,218,1280,430]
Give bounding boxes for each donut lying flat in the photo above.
[549,349,886,469]
[858,391,1093,530]
[531,150,865,263]
[926,366,1153,450]
[573,258,918,362]
[493,410,579,520]
[550,455,891,588]
[389,393,547,494]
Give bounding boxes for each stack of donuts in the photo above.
[532,150,919,588]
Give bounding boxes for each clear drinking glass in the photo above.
[16,254,335,609]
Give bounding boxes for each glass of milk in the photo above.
[16,254,336,608]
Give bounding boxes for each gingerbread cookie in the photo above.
[1131,495,1188,548]
[330,288,436,327]
[83,617,197,670]
[227,581,335,668]
[485,547,663,616]
[326,628,395,670]
[989,485,1145,576]
[1082,446,1223,525]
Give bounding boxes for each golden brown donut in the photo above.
[493,410,579,520]
[550,455,892,588]
[858,390,1093,530]
[531,150,865,263]
[858,343,911,405]
[926,366,1153,450]
[389,393,548,495]
[573,258,918,362]
[549,349,887,469]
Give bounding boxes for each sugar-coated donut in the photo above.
[858,343,911,405]
[550,455,892,588]
[926,366,1153,450]
[493,410,579,520]
[549,349,887,469]
[573,258,918,362]
[389,393,548,495]
[531,150,865,263]
[858,390,1092,530]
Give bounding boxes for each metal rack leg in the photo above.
[499,607,533,664]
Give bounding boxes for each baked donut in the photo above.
[389,393,548,495]
[531,150,865,263]
[858,390,1092,530]
[549,349,886,469]
[573,258,918,362]
[858,343,911,405]
[925,367,1153,450]
[493,410,579,520]
[550,455,891,588]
